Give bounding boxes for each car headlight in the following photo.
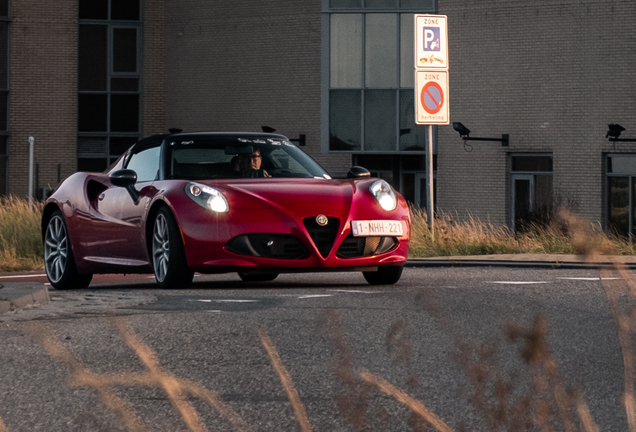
[369,180,397,211]
[185,182,229,213]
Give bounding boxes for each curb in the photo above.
[406,259,636,270]
[0,283,50,314]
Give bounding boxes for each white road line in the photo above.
[329,289,377,294]
[214,299,259,303]
[486,281,550,284]
[557,277,621,281]
[186,299,259,303]
[0,274,47,279]
[298,294,334,299]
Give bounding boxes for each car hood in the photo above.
[224,179,356,214]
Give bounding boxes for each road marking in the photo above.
[486,281,550,284]
[557,277,621,281]
[0,274,47,279]
[187,299,259,303]
[329,289,377,294]
[297,294,333,299]
[214,299,259,303]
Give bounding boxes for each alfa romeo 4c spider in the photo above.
[42,132,410,289]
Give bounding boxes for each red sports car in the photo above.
[42,132,410,289]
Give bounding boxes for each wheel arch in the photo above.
[145,200,187,257]
[145,199,194,288]
[41,202,62,240]
[146,200,167,255]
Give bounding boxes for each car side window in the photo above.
[126,146,161,182]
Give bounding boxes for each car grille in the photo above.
[303,216,340,258]
[226,234,308,259]
[336,235,398,258]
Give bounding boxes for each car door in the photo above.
[89,145,161,264]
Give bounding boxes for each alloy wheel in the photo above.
[44,215,68,284]
[152,213,170,282]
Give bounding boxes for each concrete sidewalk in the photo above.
[2,253,636,315]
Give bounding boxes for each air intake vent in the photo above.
[303,216,339,258]
[226,234,308,259]
[336,235,398,258]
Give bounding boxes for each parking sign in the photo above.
[415,15,448,70]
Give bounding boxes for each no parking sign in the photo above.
[415,70,449,124]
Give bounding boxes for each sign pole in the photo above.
[415,14,448,243]
[28,136,34,210]
[427,125,434,241]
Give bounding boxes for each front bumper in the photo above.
[177,201,410,273]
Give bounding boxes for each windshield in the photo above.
[168,136,330,180]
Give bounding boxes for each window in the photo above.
[0,0,7,195]
[510,154,553,231]
[78,0,141,172]
[126,146,160,183]
[325,1,436,153]
[605,154,636,237]
[168,138,330,180]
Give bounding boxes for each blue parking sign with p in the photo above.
[423,27,441,51]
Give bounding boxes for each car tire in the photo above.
[44,210,93,290]
[152,207,194,288]
[237,272,279,282]
[362,266,403,285]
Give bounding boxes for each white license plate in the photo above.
[351,220,403,237]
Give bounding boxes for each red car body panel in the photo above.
[42,133,410,278]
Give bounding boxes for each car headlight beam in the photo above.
[186,182,229,213]
[369,180,397,211]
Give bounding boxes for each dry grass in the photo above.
[409,207,636,258]
[0,196,44,272]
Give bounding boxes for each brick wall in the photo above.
[164,0,350,176]
[438,0,636,224]
[143,0,166,137]
[9,0,77,197]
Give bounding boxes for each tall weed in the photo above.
[409,207,636,257]
[0,196,43,272]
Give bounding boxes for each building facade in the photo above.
[2,0,636,234]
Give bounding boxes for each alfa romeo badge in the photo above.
[316,214,328,226]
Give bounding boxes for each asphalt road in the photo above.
[0,266,630,431]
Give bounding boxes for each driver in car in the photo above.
[239,149,271,178]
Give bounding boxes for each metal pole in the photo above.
[427,125,434,241]
[28,136,34,210]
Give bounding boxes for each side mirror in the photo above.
[110,169,139,201]
[347,166,371,179]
